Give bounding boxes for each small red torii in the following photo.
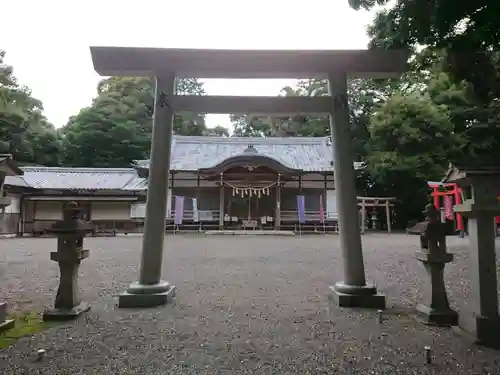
[427,181,500,233]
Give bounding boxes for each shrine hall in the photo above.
[1,135,366,235]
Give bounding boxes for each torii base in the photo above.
[118,281,176,308]
[329,283,386,309]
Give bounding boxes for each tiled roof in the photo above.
[5,167,137,191]
[134,135,335,172]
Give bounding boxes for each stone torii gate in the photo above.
[90,47,408,309]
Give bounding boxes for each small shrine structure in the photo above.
[357,196,395,234]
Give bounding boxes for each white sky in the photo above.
[2,0,376,130]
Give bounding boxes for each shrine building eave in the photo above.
[442,161,500,185]
[0,154,24,176]
[198,154,303,177]
[90,47,410,79]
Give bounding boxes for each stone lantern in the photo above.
[0,154,23,332]
[43,201,94,321]
[414,204,458,326]
[445,163,500,348]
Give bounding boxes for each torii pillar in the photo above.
[327,75,386,309]
[89,47,408,309]
[119,73,177,307]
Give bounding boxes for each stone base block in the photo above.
[0,319,15,333]
[454,313,500,349]
[329,283,386,309]
[43,302,90,321]
[415,304,458,326]
[118,281,176,308]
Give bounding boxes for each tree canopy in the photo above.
[59,77,229,167]
[0,50,60,166]
[348,0,500,122]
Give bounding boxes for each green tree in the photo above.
[416,50,500,159]
[230,78,381,159]
[0,50,60,166]
[367,93,465,227]
[349,0,500,124]
[59,77,214,167]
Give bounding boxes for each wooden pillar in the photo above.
[385,200,392,233]
[360,198,365,234]
[18,195,24,237]
[219,173,224,229]
[432,188,439,209]
[275,174,281,230]
[169,171,175,220]
[298,175,303,223]
[0,171,5,196]
[33,200,37,235]
[196,172,200,226]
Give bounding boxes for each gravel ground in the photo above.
[0,234,499,374]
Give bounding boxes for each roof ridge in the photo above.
[21,166,137,173]
[173,135,329,145]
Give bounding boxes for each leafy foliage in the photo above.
[59,77,229,167]
[349,0,500,118]
[0,50,60,166]
[367,93,465,227]
[368,94,461,180]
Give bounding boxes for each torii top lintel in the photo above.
[89,47,410,79]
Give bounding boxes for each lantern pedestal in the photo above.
[43,202,93,321]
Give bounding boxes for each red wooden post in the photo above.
[453,185,464,232]
[432,187,440,209]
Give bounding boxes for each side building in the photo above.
[1,136,364,236]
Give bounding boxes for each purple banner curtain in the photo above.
[174,196,185,225]
[297,195,306,224]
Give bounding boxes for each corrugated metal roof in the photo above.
[135,135,334,172]
[9,167,137,190]
[122,177,148,191]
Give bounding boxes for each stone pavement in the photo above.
[0,234,499,374]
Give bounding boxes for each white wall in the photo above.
[130,190,172,219]
[91,202,130,220]
[130,202,146,218]
[326,190,338,218]
[34,202,63,220]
